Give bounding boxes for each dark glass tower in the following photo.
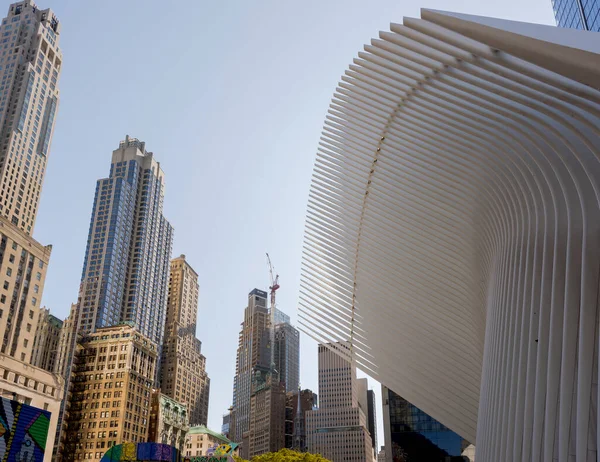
[382,385,468,462]
[367,389,377,452]
[273,320,300,393]
[552,0,600,31]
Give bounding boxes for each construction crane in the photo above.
[266,253,280,379]
[266,253,280,311]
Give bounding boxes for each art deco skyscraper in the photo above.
[0,1,61,235]
[160,255,210,426]
[0,0,61,364]
[231,289,270,443]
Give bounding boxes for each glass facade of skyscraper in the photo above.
[77,136,173,345]
[383,386,466,462]
[273,321,300,392]
[552,0,600,31]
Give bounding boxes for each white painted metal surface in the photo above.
[299,9,600,461]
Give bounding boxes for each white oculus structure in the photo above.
[298,9,600,462]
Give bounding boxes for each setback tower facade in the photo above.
[231,289,270,443]
[160,255,210,426]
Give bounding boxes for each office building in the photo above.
[55,303,76,379]
[56,136,174,453]
[273,321,299,392]
[0,4,65,461]
[0,1,61,235]
[0,220,51,364]
[160,255,210,425]
[306,343,373,462]
[357,379,377,460]
[367,389,377,454]
[247,368,286,458]
[61,324,158,462]
[376,448,385,462]
[298,10,600,460]
[552,0,600,30]
[286,388,317,452]
[185,426,234,457]
[273,308,290,325]
[382,385,466,461]
[75,135,173,343]
[148,391,189,452]
[32,307,62,372]
[221,409,232,439]
[231,288,270,442]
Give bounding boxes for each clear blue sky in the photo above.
[35,0,555,449]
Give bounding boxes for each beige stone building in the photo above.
[0,216,51,364]
[184,425,233,457]
[0,352,63,462]
[160,255,210,425]
[0,0,62,236]
[247,369,287,458]
[55,303,76,379]
[61,324,157,461]
[0,3,65,460]
[32,307,62,372]
[231,289,270,444]
[148,390,189,452]
[306,343,373,462]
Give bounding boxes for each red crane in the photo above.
[266,253,280,310]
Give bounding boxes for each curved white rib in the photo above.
[299,9,600,461]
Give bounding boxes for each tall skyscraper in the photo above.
[0,1,61,235]
[160,255,210,426]
[306,343,373,462]
[552,0,600,31]
[76,135,173,342]
[61,324,158,462]
[0,0,61,364]
[0,4,66,462]
[56,136,174,454]
[231,289,270,443]
[273,321,299,392]
[382,385,467,462]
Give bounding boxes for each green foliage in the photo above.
[233,448,332,462]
